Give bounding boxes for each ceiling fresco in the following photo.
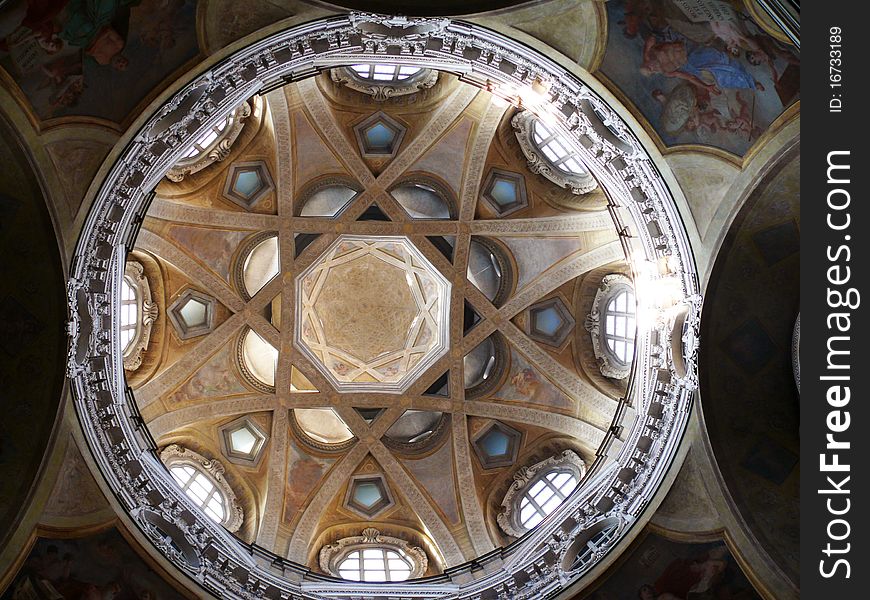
[0,0,201,127]
[598,0,799,157]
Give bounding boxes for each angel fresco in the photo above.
[0,0,198,123]
[602,0,799,156]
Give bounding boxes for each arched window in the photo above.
[121,261,157,371]
[519,469,579,529]
[512,111,598,195]
[170,464,227,523]
[498,450,586,538]
[167,100,253,182]
[338,548,413,582]
[603,288,636,365]
[331,64,438,102]
[563,518,621,572]
[120,276,139,353]
[585,274,637,380]
[348,63,423,82]
[160,445,244,532]
[319,528,428,582]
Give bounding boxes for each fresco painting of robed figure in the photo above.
[601,0,799,156]
[0,0,199,124]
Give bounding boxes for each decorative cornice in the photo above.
[66,12,701,599]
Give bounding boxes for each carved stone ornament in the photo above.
[585,273,635,380]
[67,12,701,599]
[166,99,253,182]
[498,450,587,538]
[319,528,428,579]
[160,444,244,533]
[123,260,157,371]
[331,66,438,101]
[512,110,599,197]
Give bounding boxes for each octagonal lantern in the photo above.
[294,235,451,393]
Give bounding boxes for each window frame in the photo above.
[330,64,438,102]
[160,444,244,533]
[120,260,157,372]
[585,273,637,380]
[498,450,587,538]
[511,110,598,195]
[319,528,428,582]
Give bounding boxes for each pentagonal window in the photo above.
[223,160,274,209]
[345,474,394,519]
[481,169,528,217]
[354,112,406,158]
[527,297,575,348]
[472,421,521,469]
[348,63,424,82]
[168,289,215,339]
[219,416,268,466]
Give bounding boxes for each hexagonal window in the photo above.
[481,168,528,217]
[345,474,394,519]
[223,160,274,209]
[219,416,268,466]
[527,297,575,348]
[168,289,215,339]
[354,112,406,158]
[473,421,521,469]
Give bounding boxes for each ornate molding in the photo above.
[511,110,599,197]
[319,528,429,579]
[66,12,701,599]
[159,444,244,533]
[498,450,586,538]
[331,66,438,101]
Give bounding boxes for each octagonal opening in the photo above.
[295,235,450,393]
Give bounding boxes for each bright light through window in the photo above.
[604,289,636,364]
[170,465,226,523]
[338,548,413,582]
[519,469,579,530]
[120,276,139,352]
[531,119,587,175]
[182,116,230,159]
[349,64,422,82]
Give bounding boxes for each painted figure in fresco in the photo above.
[640,34,763,93]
